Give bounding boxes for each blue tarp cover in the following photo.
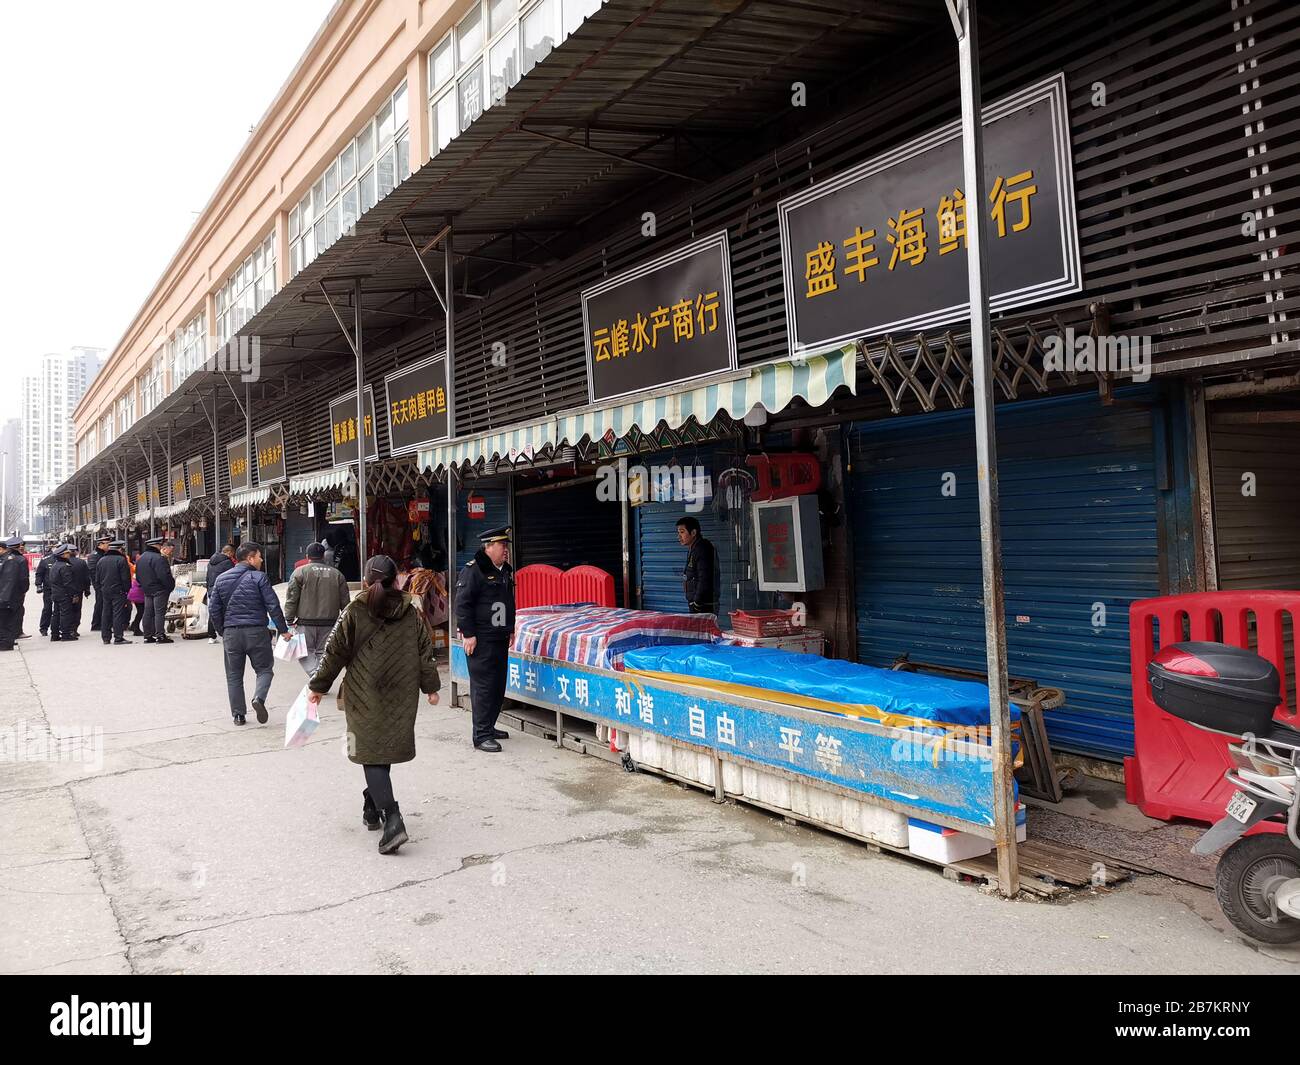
[622,644,1018,729]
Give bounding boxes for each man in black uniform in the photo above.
[676,516,720,615]
[95,540,133,644]
[0,537,28,651]
[34,543,55,636]
[48,545,79,642]
[68,546,92,636]
[88,534,113,632]
[455,526,516,753]
[136,537,177,644]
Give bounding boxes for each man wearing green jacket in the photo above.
[285,541,352,676]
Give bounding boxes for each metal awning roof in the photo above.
[46,0,942,511]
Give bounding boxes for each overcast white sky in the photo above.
[0,0,337,420]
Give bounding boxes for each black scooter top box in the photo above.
[1147,641,1281,737]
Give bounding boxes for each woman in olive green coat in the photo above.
[308,554,440,854]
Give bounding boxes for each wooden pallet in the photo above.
[949,837,1132,896]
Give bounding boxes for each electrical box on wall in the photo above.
[752,495,824,592]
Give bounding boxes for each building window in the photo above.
[431,0,601,159]
[289,84,409,279]
[216,234,274,344]
[168,310,208,390]
[117,390,134,435]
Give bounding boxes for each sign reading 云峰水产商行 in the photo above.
[329,386,380,467]
[254,422,287,485]
[581,232,738,405]
[384,355,450,456]
[226,439,250,492]
[778,73,1081,357]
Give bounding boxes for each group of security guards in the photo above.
[15,533,179,647]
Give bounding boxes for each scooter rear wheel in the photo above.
[1216,834,1300,944]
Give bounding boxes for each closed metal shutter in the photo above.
[848,392,1161,761]
[634,447,746,623]
[514,478,625,605]
[1210,419,1300,590]
[455,482,509,572]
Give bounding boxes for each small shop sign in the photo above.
[170,464,187,506]
[254,422,287,485]
[186,456,205,498]
[329,386,380,466]
[384,354,450,456]
[581,231,738,404]
[227,439,250,492]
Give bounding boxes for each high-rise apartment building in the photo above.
[20,347,103,532]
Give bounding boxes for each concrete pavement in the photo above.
[2,583,1298,975]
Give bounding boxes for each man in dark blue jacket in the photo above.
[88,535,113,632]
[135,537,177,644]
[34,545,55,637]
[209,541,289,726]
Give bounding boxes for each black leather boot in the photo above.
[378,802,407,854]
[362,789,381,831]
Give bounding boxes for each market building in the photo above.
[45,0,1300,889]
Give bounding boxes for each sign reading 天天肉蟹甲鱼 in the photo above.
[226,439,250,492]
[581,231,738,405]
[254,422,287,485]
[778,73,1081,356]
[384,355,450,456]
[329,386,380,467]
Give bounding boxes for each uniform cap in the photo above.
[478,525,511,545]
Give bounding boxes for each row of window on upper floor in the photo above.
[80,0,605,467]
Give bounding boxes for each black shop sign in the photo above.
[581,231,738,404]
[329,386,380,466]
[227,439,250,492]
[384,355,450,456]
[778,73,1081,356]
[186,456,205,498]
[254,422,287,485]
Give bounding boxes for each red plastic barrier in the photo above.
[1126,591,1298,827]
[514,564,564,609]
[561,565,616,608]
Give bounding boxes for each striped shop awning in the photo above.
[288,467,354,498]
[419,347,856,475]
[229,486,272,508]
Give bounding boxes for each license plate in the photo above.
[1227,790,1258,824]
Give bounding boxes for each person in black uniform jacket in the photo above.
[95,541,133,644]
[88,535,113,632]
[68,547,92,635]
[48,545,80,641]
[34,545,55,636]
[136,537,177,644]
[455,526,516,752]
[676,516,720,615]
[0,538,29,651]
[205,544,236,642]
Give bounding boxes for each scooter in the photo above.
[1148,641,1300,944]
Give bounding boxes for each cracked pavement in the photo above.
[2,584,1298,974]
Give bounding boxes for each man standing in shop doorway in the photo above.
[455,526,515,753]
[676,516,719,616]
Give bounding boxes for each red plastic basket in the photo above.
[729,609,802,638]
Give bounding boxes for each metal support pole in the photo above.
[354,278,367,563]
[445,217,458,705]
[948,0,1018,896]
[245,383,253,535]
[212,386,222,550]
[446,466,458,706]
[619,457,632,607]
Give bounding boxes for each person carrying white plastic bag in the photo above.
[274,629,307,662]
[307,555,440,856]
[283,686,320,748]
